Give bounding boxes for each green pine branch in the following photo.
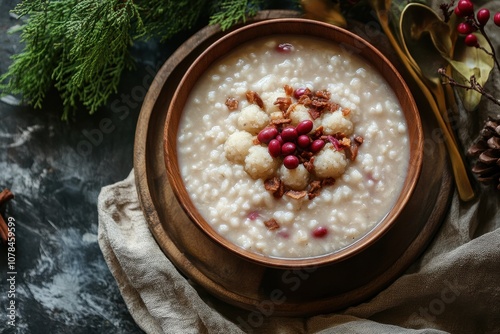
[0,0,300,120]
[209,0,264,31]
[0,0,142,120]
[0,0,67,111]
[137,0,208,42]
[57,0,141,118]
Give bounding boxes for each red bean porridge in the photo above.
[176,35,409,258]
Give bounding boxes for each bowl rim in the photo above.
[163,17,424,269]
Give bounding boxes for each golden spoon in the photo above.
[369,0,475,201]
[399,3,459,147]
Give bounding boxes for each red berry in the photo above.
[268,139,282,158]
[457,0,474,17]
[494,12,500,26]
[457,22,473,35]
[281,127,298,142]
[283,155,299,169]
[281,142,296,156]
[477,8,490,26]
[465,33,478,47]
[454,5,463,17]
[295,119,314,135]
[276,43,294,53]
[312,226,328,238]
[257,127,278,144]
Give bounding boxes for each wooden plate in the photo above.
[134,10,453,316]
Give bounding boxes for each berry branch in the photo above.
[453,0,500,70]
[438,0,500,111]
[438,68,500,107]
[442,0,500,191]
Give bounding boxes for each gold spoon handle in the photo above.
[407,63,475,201]
[426,90,475,201]
[371,2,475,201]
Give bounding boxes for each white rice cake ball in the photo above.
[314,143,348,178]
[237,104,270,134]
[244,145,279,179]
[289,104,312,126]
[270,111,285,122]
[321,110,353,135]
[279,164,310,190]
[224,130,254,164]
[261,91,285,114]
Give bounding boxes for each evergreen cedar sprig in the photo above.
[209,0,264,31]
[439,0,500,109]
[137,0,207,42]
[0,0,296,120]
[0,0,141,120]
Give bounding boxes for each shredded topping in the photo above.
[264,218,280,230]
[246,90,265,110]
[225,97,239,111]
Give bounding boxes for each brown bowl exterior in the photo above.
[164,18,423,269]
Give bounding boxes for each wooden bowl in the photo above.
[164,18,423,269]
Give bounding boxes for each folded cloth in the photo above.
[98,170,500,334]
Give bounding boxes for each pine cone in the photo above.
[467,117,500,190]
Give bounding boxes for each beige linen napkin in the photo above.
[98,170,500,334]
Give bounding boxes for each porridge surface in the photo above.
[177,35,409,258]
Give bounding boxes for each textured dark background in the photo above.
[0,1,183,332]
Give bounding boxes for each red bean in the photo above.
[277,230,290,239]
[297,135,311,148]
[283,155,299,169]
[293,87,307,99]
[281,142,296,156]
[247,211,260,220]
[296,120,313,135]
[310,139,325,153]
[257,127,278,144]
[268,139,282,158]
[312,226,328,238]
[281,127,298,142]
[276,43,294,53]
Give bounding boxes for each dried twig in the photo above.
[438,68,500,107]
[0,189,14,205]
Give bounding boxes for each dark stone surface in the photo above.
[0,2,181,333]
[0,1,305,332]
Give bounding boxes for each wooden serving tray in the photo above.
[134,10,453,316]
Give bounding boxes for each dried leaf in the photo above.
[446,33,494,111]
